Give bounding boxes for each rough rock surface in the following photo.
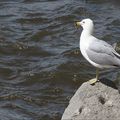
[61,79,120,120]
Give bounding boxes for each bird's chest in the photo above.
[79,32,94,61]
[79,38,91,56]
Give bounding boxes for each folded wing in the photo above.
[86,38,120,67]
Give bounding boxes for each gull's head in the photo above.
[76,18,94,33]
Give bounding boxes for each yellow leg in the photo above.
[89,68,99,85]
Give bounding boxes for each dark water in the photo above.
[0,0,120,119]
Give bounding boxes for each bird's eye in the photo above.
[83,21,85,23]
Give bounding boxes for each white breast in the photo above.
[80,35,103,68]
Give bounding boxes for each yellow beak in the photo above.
[75,21,81,28]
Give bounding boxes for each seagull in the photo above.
[76,18,120,84]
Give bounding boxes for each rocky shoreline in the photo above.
[61,78,120,120]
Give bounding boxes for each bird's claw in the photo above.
[89,78,99,85]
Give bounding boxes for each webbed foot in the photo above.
[89,78,99,85]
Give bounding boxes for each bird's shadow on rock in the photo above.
[99,77,117,90]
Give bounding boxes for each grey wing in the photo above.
[86,38,120,66]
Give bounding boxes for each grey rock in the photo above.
[61,79,120,120]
